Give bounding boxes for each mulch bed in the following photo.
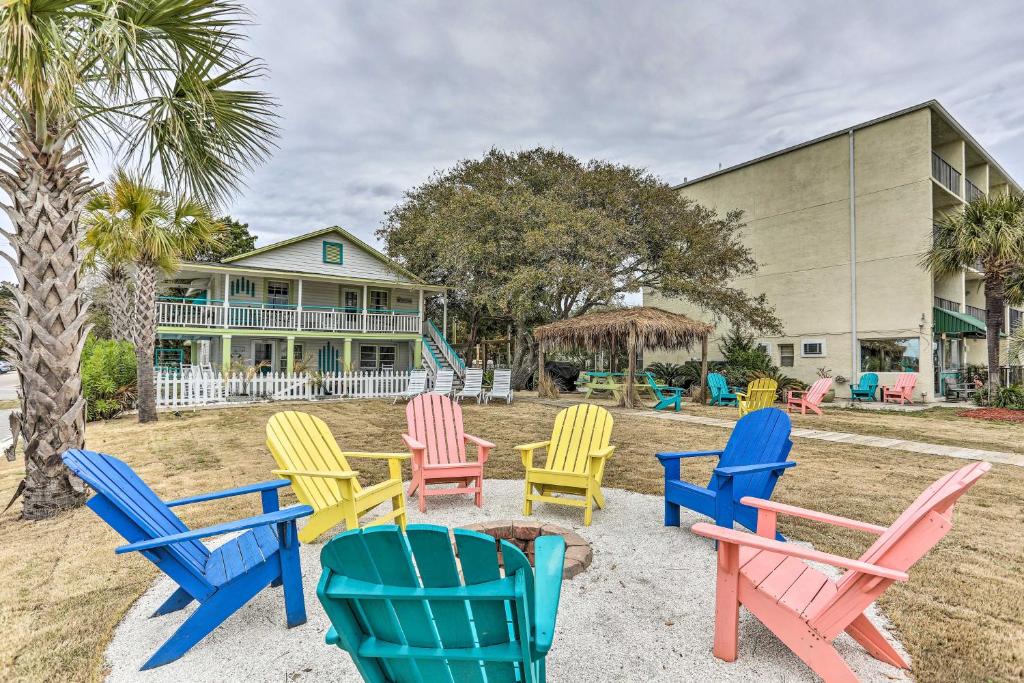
[957,407,1024,422]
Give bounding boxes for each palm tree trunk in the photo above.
[0,133,96,519]
[107,266,134,344]
[134,261,158,423]
[984,277,1006,397]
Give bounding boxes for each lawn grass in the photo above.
[0,398,1021,682]
[0,399,18,410]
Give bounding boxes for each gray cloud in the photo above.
[3,0,1024,281]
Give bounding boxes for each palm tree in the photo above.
[924,193,1024,393]
[83,217,135,344]
[84,170,223,422]
[0,1,276,518]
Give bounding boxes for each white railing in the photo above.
[155,370,414,409]
[157,300,421,334]
[424,319,465,378]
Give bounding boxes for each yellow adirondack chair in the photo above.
[517,404,615,526]
[266,411,409,543]
[736,378,777,417]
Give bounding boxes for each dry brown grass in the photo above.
[0,398,1021,682]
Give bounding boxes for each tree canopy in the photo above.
[192,216,258,262]
[380,148,781,382]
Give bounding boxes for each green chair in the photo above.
[645,372,685,411]
[317,525,566,682]
[849,372,879,401]
[707,372,738,406]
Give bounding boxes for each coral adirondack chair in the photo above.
[849,373,878,401]
[431,369,455,395]
[708,372,739,406]
[62,449,311,670]
[787,377,833,415]
[267,411,409,543]
[485,368,514,403]
[318,525,566,683]
[645,372,685,412]
[657,408,794,539]
[881,372,916,404]
[736,378,777,416]
[453,367,485,403]
[393,369,428,404]
[693,461,991,683]
[403,393,494,512]
[518,403,615,526]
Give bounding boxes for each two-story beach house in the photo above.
[645,101,1023,401]
[155,226,457,376]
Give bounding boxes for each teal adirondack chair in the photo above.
[318,525,566,683]
[707,372,738,406]
[645,372,685,411]
[849,372,879,401]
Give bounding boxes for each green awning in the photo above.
[933,307,985,336]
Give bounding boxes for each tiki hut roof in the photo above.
[534,306,713,353]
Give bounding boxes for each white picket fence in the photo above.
[155,370,414,409]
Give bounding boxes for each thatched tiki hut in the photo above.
[534,307,714,408]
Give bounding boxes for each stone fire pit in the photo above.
[457,519,592,579]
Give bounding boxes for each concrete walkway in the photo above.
[643,410,1023,467]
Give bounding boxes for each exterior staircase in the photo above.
[421,320,466,381]
[422,336,455,372]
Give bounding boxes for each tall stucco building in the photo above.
[644,101,1022,402]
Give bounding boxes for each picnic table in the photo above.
[580,371,657,401]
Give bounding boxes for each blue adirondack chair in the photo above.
[645,372,685,411]
[849,372,879,401]
[62,449,313,670]
[707,372,738,406]
[655,408,794,540]
[318,524,566,683]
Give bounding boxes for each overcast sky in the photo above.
[3,1,1024,282]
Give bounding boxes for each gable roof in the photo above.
[223,226,427,284]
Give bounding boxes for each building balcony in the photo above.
[156,298,422,335]
[965,304,986,321]
[931,151,961,197]
[964,178,985,203]
[934,296,961,313]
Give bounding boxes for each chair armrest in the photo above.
[165,480,289,507]
[734,391,748,400]
[715,461,795,478]
[786,390,806,400]
[402,434,426,451]
[656,449,724,463]
[589,445,614,460]
[738,496,887,534]
[273,468,360,480]
[464,433,496,449]
[691,523,907,581]
[341,451,410,461]
[533,535,566,654]
[116,505,313,554]
[517,440,550,468]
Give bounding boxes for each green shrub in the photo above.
[973,384,1024,409]
[82,337,137,420]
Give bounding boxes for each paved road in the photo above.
[0,371,17,400]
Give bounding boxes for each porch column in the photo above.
[362,284,369,333]
[442,293,448,338]
[418,289,425,333]
[286,335,295,374]
[413,338,422,369]
[343,338,353,372]
[296,279,303,331]
[221,334,232,374]
[222,273,230,328]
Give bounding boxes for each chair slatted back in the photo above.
[707,373,729,398]
[857,373,879,392]
[406,370,427,393]
[894,373,916,392]
[804,378,833,406]
[267,411,359,511]
[318,525,538,683]
[745,378,778,410]
[62,449,213,598]
[461,369,483,393]
[407,394,467,466]
[543,404,613,475]
[432,370,455,394]
[644,373,669,401]
[810,461,990,638]
[491,370,512,396]
[710,408,792,501]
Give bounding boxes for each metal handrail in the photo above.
[425,319,466,374]
[931,152,961,196]
[934,296,961,313]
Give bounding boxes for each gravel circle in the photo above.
[105,480,912,682]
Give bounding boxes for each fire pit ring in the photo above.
[456,519,592,579]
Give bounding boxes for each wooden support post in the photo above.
[295,279,303,331]
[362,284,368,333]
[222,273,230,328]
[624,330,637,409]
[221,335,232,374]
[286,336,295,375]
[701,335,709,405]
[343,338,353,372]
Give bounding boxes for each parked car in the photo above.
[0,360,12,374]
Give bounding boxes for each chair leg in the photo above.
[474,476,484,507]
[774,628,859,683]
[393,491,407,529]
[523,478,533,516]
[712,542,740,662]
[407,475,420,497]
[592,487,606,509]
[277,521,307,628]
[151,587,194,617]
[583,500,593,526]
[665,499,680,527]
[418,486,427,513]
[846,613,910,669]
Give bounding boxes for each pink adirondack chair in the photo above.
[692,461,990,683]
[881,372,916,404]
[403,393,494,512]
[787,377,833,415]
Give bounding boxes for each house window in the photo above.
[779,344,795,367]
[801,339,826,357]
[279,344,303,371]
[323,241,344,264]
[861,338,920,372]
[359,344,396,370]
[266,280,290,307]
[369,290,390,311]
[342,290,359,312]
[756,342,771,355]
